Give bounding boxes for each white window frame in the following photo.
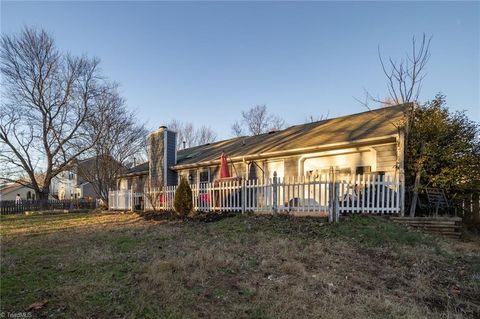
[197,168,210,184]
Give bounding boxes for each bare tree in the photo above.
[357,33,432,217]
[196,125,217,145]
[144,176,163,212]
[76,84,148,203]
[231,104,286,136]
[182,122,195,148]
[379,34,431,106]
[0,28,105,199]
[305,112,329,123]
[231,121,244,137]
[167,120,217,149]
[357,34,432,108]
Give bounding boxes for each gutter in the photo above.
[117,171,149,178]
[171,134,397,171]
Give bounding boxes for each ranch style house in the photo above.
[115,104,408,216]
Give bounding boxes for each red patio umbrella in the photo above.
[219,153,230,179]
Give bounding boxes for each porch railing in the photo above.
[109,173,403,218]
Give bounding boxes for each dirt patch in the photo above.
[139,210,237,223]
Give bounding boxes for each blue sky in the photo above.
[2,1,479,139]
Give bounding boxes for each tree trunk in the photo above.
[409,142,425,217]
[409,169,421,217]
[34,189,50,210]
[35,190,49,200]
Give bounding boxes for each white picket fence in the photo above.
[108,190,143,211]
[337,174,401,214]
[109,173,403,218]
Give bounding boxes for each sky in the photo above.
[2,1,479,140]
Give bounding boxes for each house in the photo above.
[0,181,36,201]
[117,104,408,195]
[50,170,80,200]
[51,156,122,200]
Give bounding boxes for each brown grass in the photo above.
[1,212,479,318]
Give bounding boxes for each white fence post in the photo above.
[241,179,246,214]
[272,172,278,213]
[334,181,340,222]
[130,186,133,212]
[328,168,334,222]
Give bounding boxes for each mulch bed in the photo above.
[139,210,237,223]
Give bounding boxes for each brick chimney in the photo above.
[148,126,177,186]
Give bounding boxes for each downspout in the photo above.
[226,154,239,177]
[250,161,265,180]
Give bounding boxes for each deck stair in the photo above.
[390,217,462,239]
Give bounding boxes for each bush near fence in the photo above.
[0,199,97,215]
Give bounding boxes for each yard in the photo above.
[1,212,479,319]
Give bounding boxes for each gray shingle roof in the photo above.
[124,161,149,175]
[175,104,407,166]
[124,104,407,173]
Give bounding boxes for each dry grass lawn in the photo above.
[1,212,479,318]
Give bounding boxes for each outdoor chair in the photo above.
[422,188,454,216]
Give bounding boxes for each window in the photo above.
[336,167,351,175]
[356,166,371,175]
[199,170,210,183]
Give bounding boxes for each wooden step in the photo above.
[392,222,461,227]
[389,216,463,239]
[390,217,462,222]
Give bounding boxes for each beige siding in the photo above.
[172,142,399,183]
[374,143,397,172]
[177,162,245,184]
[284,156,300,178]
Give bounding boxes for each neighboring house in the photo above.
[0,182,36,201]
[51,170,80,200]
[74,157,106,200]
[51,156,120,200]
[117,104,408,191]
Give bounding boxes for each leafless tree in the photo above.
[144,176,162,212]
[357,34,432,108]
[76,85,148,203]
[231,104,286,136]
[357,33,432,217]
[167,120,217,149]
[196,125,217,145]
[380,34,431,106]
[182,122,195,148]
[231,121,244,137]
[305,112,329,123]
[0,28,106,199]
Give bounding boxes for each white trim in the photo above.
[197,168,211,184]
[367,147,378,172]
